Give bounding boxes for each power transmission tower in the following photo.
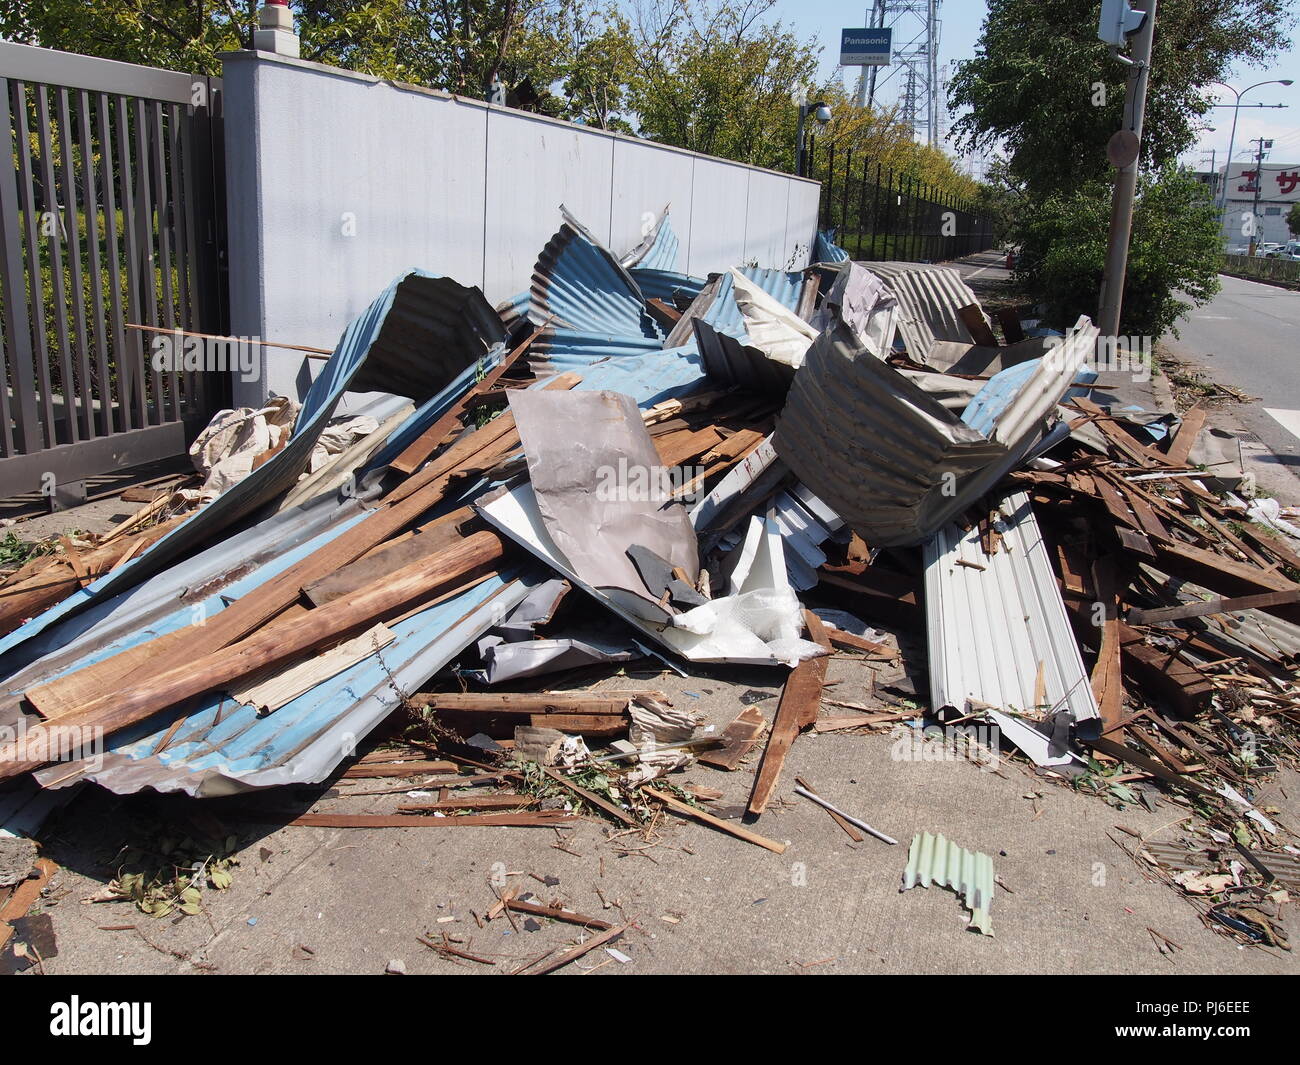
[865,0,942,146]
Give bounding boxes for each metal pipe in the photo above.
[794,785,898,845]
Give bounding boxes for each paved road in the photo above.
[1164,273,1300,499]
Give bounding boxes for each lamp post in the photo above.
[1211,79,1293,237]
[795,98,832,178]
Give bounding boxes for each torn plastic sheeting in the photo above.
[472,632,641,685]
[32,574,535,797]
[476,481,819,666]
[509,389,699,619]
[774,317,1098,546]
[528,205,660,340]
[922,492,1100,766]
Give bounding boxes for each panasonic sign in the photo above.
[840,28,892,67]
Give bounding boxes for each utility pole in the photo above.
[1247,137,1270,255]
[1097,0,1157,341]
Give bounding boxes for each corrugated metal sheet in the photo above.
[620,209,681,272]
[629,268,707,304]
[962,356,1098,437]
[528,205,660,339]
[699,266,806,339]
[692,266,809,391]
[0,270,501,650]
[923,492,1100,760]
[774,318,1098,546]
[901,832,994,935]
[33,574,536,797]
[812,229,850,263]
[865,261,981,362]
[774,321,1003,546]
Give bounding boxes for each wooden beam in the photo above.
[413,691,657,715]
[747,611,830,815]
[1165,405,1206,466]
[645,787,787,853]
[1128,589,1300,625]
[4,532,508,779]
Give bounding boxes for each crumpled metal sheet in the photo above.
[864,261,982,362]
[773,321,1003,546]
[808,261,899,358]
[923,491,1100,765]
[509,389,699,619]
[901,832,995,936]
[620,208,681,272]
[32,575,535,797]
[528,205,660,340]
[773,317,1099,546]
[812,229,850,263]
[0,270,501,652]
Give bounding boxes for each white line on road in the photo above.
[1264,408,1300,444]
[1193,315,1235,320]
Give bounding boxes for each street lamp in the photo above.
[1211,79,1293,229]
[795,98,832,178]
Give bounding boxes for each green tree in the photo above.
[948,0,1294,198]
[626,0,821,170]
[1288,201,1300,238]
[1014,168,1222,338]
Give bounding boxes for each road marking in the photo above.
[1193,314,1235,320]
[1264,408,1300,442]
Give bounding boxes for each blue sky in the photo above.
[764,0,1300,172]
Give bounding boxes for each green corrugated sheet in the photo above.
[901,831,995,936]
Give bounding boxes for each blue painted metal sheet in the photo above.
[528,206,661,340]
[620,211,683,273]
[813,229,850,263]
[962,359,1098,437]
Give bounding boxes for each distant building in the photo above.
[1216,161,1300,248]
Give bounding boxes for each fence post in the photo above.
[840,149,853,242]
[869,162,882,262]
[823,143,836,229]
[855,155,869,260]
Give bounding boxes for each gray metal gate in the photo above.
[0,42,227,500]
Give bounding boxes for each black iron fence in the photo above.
[807,138,995,263]
[0,42,228,499]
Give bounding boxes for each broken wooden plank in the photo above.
[957,304,998,347]
[5,532,509,777]
[747,613,830,815]
[541,766,636,826]
[1165,405,1206,466]
[520,922,630,975]
[341,760,459,779]
[388,330,539,476]
[645,787,787,854]
[696,706,766,770]
[504,898,612,930]
[412,691,656,715]
[1128,589,1300,625]
[268,811,578,828]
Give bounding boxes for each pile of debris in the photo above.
[0,210,1296,958]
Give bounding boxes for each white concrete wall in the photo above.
[222,50,822,404]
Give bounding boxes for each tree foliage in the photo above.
[1014,169,1222,338]
[3,0,977,189]
[1288,202,1300,238]
[949,0,1294,198]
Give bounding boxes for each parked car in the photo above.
[1263,241,1300,260]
